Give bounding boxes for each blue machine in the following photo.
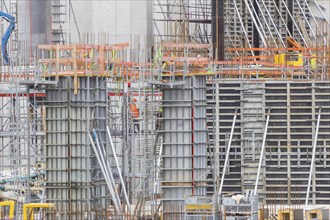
[0,11,15,64]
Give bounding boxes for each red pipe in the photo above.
[191,104,195,195]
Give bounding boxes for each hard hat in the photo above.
[132,98,137,102]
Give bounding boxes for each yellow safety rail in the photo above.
[23,203,54,220]
[0,201,15,219]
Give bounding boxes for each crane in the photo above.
[0,10,15,64]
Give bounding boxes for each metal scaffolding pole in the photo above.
[254,109,270,196]
[89,130,122,213]
[305,108,322,207]
[243,0,267,47]
[107,126,130,208]
[311,0,330,25]
[218,110,237,203]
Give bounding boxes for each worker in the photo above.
[129,98,140,133]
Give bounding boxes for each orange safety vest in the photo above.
[129,103,139,118]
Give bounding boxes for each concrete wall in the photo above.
[314,0,330,20]
[68,0,153,48]
[17,0,52,48]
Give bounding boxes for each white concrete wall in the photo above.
[314,0,330,20]
[309,0,330,45]
[17,0,52,47]
[68,0,153,48]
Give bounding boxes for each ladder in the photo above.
[296,13,311,45]
[240,82,265,195]
[51,0,67,44]
[9,0,18,56]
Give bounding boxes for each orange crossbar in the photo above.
[227,47,330,52]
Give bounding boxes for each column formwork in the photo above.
[45,76,109,219]
[161,76,209,218]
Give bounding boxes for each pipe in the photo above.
[232,0,256,58]
[243,0,267,47]
[295,0,316,40]
[88,131,121,213]
[154,139,163,194]
[106,126,130,208]
[95,129,122,212]
[280,0,308,46]
[218,109,237,204]
[191,102,195,195]
[259,0,285,47]
[253,0,277,47]
[93,129,122,211]
[254,109,270,195]
[305,108,322,207]
[214,81,220,206]
[94,129,122,207]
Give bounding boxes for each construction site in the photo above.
[0,0,329,219]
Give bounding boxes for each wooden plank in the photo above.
[227,47,330,52]
[162,56,209,62]
[38,43,129,51]
[73,45,78,95]
[99,45,105,74]
[39,58,75,64]
[55,45,60,82]
[162,42,212,49]
[38,45,74,50]
[42,105,47,132]
[186,204,213,210]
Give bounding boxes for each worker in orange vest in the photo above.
[129,98,140,132]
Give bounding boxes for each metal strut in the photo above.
[218,109,238,205]
[305,108,322,206]
[254,108,270,196]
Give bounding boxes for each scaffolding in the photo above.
[153,0,212,44]
[0,0,329,218]
[0,47,55,218]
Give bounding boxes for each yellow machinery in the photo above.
[277,209,294,220]
[274,37,317,69]
[23,203,54,220]
[305,208,323,220]
[274,52,304,67]
[0,200,15,219]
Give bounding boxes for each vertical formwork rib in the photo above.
[162,76,208,218]
[45,76,109,219]
[207,80,330,205]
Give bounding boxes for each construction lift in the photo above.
[0,10,15,64]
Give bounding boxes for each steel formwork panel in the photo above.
[207,79,330,205]
[161,76,208,214]
[45,76,109,219]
